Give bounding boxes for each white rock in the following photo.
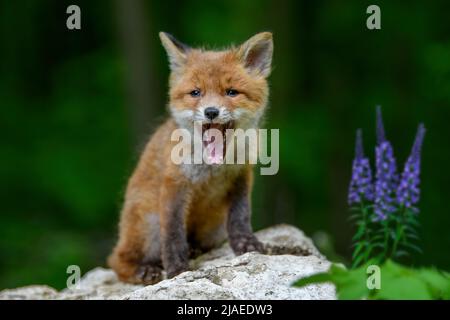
[0,224,336,300]
[0,285,58,300]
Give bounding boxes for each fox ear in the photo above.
[238,32,273,78]
[159,32,190,71]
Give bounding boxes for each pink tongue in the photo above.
[205,131,223,164]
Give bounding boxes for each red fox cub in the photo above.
[108,32,274,284]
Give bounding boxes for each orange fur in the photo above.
[108,32,273,284]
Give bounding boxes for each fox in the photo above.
[108,31,274,284]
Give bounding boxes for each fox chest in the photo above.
[180,162,242,184]
[184,165,242,233]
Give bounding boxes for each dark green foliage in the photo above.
[294,260,450,300]
[351,204,422,268]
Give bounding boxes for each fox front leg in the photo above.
[227,174,264,255]
[160,183,190,278]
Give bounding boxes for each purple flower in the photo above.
[374,107,399,220]
[397,124,426,211]
[348,129,374,205]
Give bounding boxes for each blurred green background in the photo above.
[1,0,449,290]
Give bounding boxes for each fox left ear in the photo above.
[159,32,190,72]
[238,32,273,78]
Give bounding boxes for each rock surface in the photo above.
[0,224,336,300]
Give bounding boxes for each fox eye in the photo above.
[190,89,201,97]
[225,88,239,97]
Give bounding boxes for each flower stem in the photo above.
[382,218,390,264]
[390,205,406,260]
[360,201,370,263]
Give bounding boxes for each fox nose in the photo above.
[204,107,220,120]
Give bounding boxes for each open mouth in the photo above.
[202,121,234,164]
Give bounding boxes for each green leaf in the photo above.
[393,250,410,259]
[292,272,333,287]
[404,225,418,233]
[352,253,367,269]
[293,260,450,300]
[294,264,370,300]
[375,260,432,300]
[371,234,385,241]
[352,233,363,242]
[417,268,450,299]
[370,243,385,250]
[403,243,423,254]
[406,232,420,240]
[330,264,370,300]
[352,242,366,259]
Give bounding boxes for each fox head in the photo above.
[159,32,273,133]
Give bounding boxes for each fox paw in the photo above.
[166,262,189,279]
[135,264,163,285]
[231,234,264,255]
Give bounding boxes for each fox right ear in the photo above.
[238,32,273,78]
[159,32,190,71]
